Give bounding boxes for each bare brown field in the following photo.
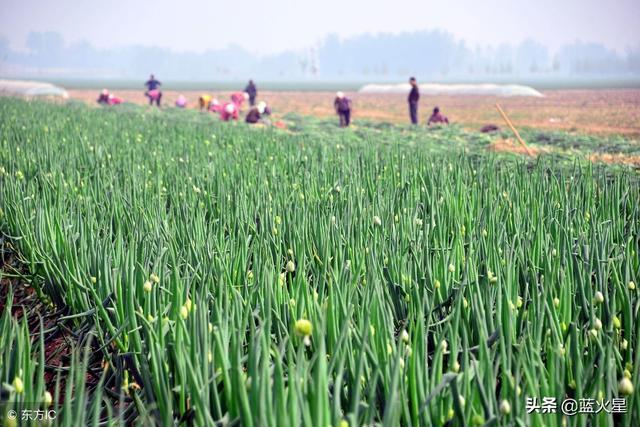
[67,88,640,137]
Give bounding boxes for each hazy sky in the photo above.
[1,0,639,54]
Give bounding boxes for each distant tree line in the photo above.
[0,30,638,80]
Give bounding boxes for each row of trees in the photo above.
[1,30,638,80]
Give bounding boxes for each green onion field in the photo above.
[1,98,639,426]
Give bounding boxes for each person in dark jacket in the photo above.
[245,80,257,106]
[408,77,419,125]
[427,107,449,125]
[246,101,272,124]
[334,92,352,127]
[144,74,162,106]
[97,89,110,105]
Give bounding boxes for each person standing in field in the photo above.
[245,80,257,106]
[334,91,352,127]
[144,74,162,106]
[408,77,420,125]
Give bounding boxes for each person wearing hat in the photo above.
[334,91,352,127]
[408,77,420,125]
[245,101,272,124]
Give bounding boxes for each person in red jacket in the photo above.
[427,106,449,125]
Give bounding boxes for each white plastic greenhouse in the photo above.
[358,83,544,97]
[0,79,69,99]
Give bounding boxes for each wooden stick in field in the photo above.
[495,103,534,156]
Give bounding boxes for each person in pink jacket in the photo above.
[208,99,222,113]
[231,92,249,108]
[219,102,239,121]
[108,95,123,105]
[175,95,187,108]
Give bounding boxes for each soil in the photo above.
[0,237,132,417]
[588,152,640,167]
[0,238,98,402]
[66,88,640,137]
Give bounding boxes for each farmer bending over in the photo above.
[208,99,222,113]
[97,89,110,105]
[427,106,449,126]
[246,101,272,124]
[231,91,249,108]
[97,89,123,105]
[175,95,187,108]
[199,94,212,111]
[220,102,239,121]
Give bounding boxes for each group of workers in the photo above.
[144,75,272,124]
[98,75,271,125]
[98,74,449,128]
[333,77,448,128]
[196,88,271,124]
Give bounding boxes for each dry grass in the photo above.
[588,152,640,167]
